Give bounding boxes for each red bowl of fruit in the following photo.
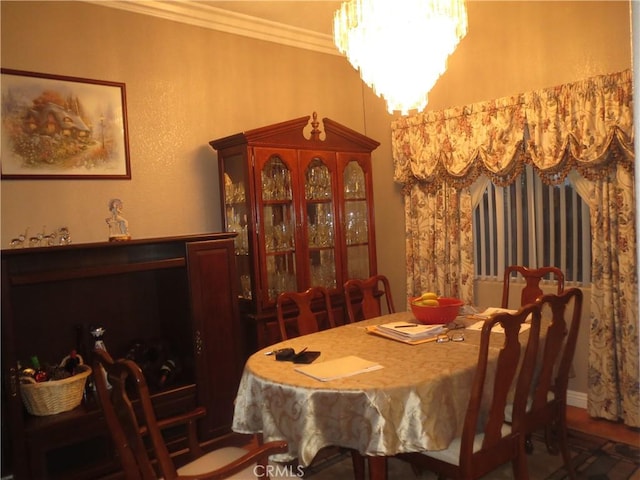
[410,296,464,325]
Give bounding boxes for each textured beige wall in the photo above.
[0,1,388,245]
[1,1,633,398]
[428,1,632,110]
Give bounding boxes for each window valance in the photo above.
[391,69,634,191]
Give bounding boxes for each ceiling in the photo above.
[87,1,343,56]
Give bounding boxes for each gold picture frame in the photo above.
[1,69,131,179]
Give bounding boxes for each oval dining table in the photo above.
[232,311,512,480]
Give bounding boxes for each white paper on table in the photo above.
[294,355,383,381]
[466,307,517,320]
[467,320,531,334]
[376,321,445,340]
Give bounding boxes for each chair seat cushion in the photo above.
[422,423,512,465]
[176,446,257,479]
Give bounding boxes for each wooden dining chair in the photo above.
[275,286,365,480]
[523,287,584,479]
[397,303,542,480]
[276,286,336,340]
[92,348,288,480]
[501,265,565,309]
[344,274,396,323]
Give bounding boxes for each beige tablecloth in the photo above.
[232,312,500,466]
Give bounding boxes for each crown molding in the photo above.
[85,0,341,56]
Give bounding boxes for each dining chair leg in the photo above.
[512,440,530,480]
[367,456,387,480]
[557,417,576,480]
[512,458,530,480]
[542,421,558,455]
[350,451,366,480]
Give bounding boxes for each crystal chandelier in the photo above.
[333,0,468,115]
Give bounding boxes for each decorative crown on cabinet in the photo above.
[210,112,380,350]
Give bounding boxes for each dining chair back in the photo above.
[501,265,565,309]
[398,303,542,479]
[92,348,287,480]
[344,274,396,323]
[276,286,365,480]
[526,287,583,479]
[276,286,336,340]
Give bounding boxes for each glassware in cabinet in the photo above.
[259,155,297,302]
[304,156,338,290]
[341,157,373,280]
[211,113,380,350]
[220,152,252,299]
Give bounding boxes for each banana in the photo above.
[412,297,440,306]
[420,292,438,301]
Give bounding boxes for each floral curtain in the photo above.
[403,181,475,305]
[391,69,638,427]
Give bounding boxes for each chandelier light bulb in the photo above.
[334,0,468,115]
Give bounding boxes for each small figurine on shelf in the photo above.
[58,226,72,245]
[106,198,131,241]
[28,226,46,247]
[9,228,29,248]
[43,229,57,246]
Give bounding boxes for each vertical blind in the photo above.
[473,166,591,284]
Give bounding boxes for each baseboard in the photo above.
[567,389,587,408]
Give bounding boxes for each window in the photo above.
[473,165,591,284]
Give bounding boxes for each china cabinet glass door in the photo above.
[342,157,372,280]
[257,150,298,303]
[302,154,338,290]
[220,152,252,299]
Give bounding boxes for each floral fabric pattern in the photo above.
[392,70,633,189]
[584,166,638,426]
[391,70,638,427]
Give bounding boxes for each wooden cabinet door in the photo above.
[1,260,28,479]
[186,239,243,440]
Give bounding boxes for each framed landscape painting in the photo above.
[0,69,131,179]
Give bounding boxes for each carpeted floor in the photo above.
[272,430,640,479]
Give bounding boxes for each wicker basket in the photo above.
[20,364,92,416]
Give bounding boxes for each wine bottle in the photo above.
[75,324,94,404]
[158,357,179,387]
[62,349,81,375]
[91,326,111,390]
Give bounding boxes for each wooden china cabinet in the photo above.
[1,234,244,479]
[210,113,380,350]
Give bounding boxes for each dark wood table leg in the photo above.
[368,456,387,480]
